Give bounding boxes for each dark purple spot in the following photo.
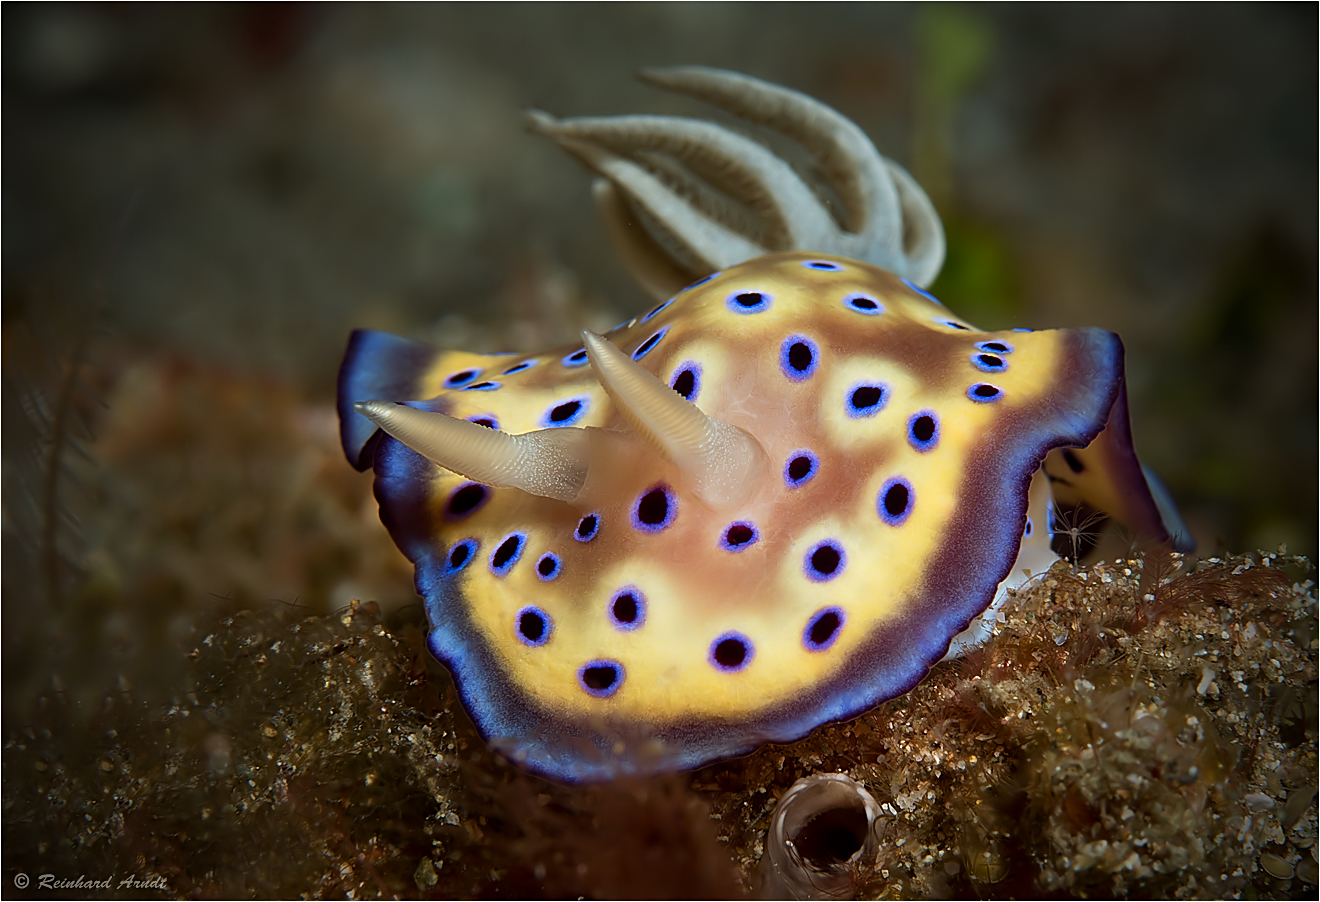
[489,532,526,576]
[726,291,771,314]
[780,335,819,381]
[578,660,623,698]
[803,259,844,271]
[975,340,1013,354]
[804,540,846,582]
[968,383,1003,403]
[502,360,537,375]
[536,553,562,581]
[540,395,589,427]
[843,293,883,315]
[445,369,478,388]
[516,606,551,646]
[632,327,668,360]
[446,483,489,519]
[720,521,759,552]
[445,539,477,574]
[847,383,888,417]
[671,366,698,400]
[642,298,674,322]
[878,477,914,526]
[971,353,1007,373]
[803,607,846,652]
[575,513,600,542]
[907,411,939,452]
[709,632,754,672]
[608,587,646,630]
[562,348,589,368]
[784,451,819,488]
[462,380,500,391]
[466,415,499,430]
[631,484,676,533]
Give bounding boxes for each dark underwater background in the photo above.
[3,4,1316,897]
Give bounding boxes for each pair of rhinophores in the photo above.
[338,67,1192,784]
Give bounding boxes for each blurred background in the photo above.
[3,3,1316,713]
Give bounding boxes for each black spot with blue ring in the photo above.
[578,659,624,698]
[446,482,490,520]
[934,317,971,331]
[535,552,562,582]
[1011,327,1034,333]
[803,606,846,652]
[846,382,889,418]
[877,477,915,526]
[501,359,539,375]
[462,380,501,391]
[971,352,1008,373]
[466,414,500,430]
[719,521,759,552]
[901,277,942,305]
[907,411,940,452]
[709,631,755,672]
[974,340,1014,355]
[444,538,478,574]
[561,348,589,368]
[575,513,600,542]
[631,484,677,533]
[608,586,646,631]
[539,394,590,428]
[802,259,844,272]
[1024,517,1034,538]
[515,605,553,647]
[445,369,479,388]
[726,290,772,314]
[967,383,1004,403]
[784,450,820,488]
[804,539,847,582]
[641,297,674,322]
[681,272,720,292]
[842,292,884,315]
[670,361,702,401]
[779,334,819,382]
[632,325,670,361]
[489,532,526,577]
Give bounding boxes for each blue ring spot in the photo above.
[708,631,755,672]
[968,383,1004,403]
[804,539,847,582]
[779,334,819,382]
[608,586,646,631]
[719,521,759,552]
[501,359,539,375]
[632,326,670,361]
[975,340,1014,355]
[901,277,942,305]
[784,450,820,488]
[641,298,674,322]
[846,382,889,418]
[462,380,501,391]
[444,538,478,574]
[515,605,553,647]
[1012,327,1034,333]
[1025,517,1034,538]
[934,317,971,331]
[574,513,600,542]
[802,259,844,272]
[670,361,702,401]
[578,659,624,698]
[906,411,940,452]
[803,606,846,652]
[540,394,590,428]
[725,290,772,314]
[535,552,562,582]
[877,477,915,526]
[489,532,526,577]
[465,414,500,430]
[446,482,490,520]
[970,352,1008,373]
[843,292,884,315]
[561,348,589,368]
[631,484,677,533]
[444,369,479,388]
[680,272,720,292]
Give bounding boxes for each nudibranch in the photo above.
[337,68,1191,783]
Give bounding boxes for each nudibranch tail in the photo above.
[581,330,768,509]
[352,400,589,504]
